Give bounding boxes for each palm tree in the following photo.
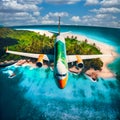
[93,43,96,46]
[85,39,88,43]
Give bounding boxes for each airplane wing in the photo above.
[6,49,54,62]
[67,54,112,63]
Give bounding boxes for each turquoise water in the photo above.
[0,65,120,120]
[13,25,120,46]
[0,25,120,119]
[14,25,120,55]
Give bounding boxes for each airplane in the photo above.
[6,17,112,89]
[6,34,112,89]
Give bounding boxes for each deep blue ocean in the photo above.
[0,25,120,120]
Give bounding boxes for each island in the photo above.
[0,27,118,80]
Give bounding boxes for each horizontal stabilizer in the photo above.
[60,31,71,35]
[49,31,59,36]
[49,31,71,36]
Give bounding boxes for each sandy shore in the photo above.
[62,32,118,78]
[23,29,53,37]
[15,29,118,79]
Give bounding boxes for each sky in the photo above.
[0,0,120,28]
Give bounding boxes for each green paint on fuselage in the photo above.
[54,40,68,69]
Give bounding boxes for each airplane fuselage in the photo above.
[54,35,68,89]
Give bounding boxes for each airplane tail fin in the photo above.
[49,31,59,36]
[49,16,71,36]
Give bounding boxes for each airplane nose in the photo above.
[58,76,68,89]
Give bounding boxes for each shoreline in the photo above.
[2,29,118,79]
[33,29,118,78]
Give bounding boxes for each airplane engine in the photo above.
[76,55,84,68]
[36,54,44,67]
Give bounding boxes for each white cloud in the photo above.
[85,0,99,5]
[69,14,119,28]
[33,12,40,16]
[0,12,39,26]
[95,14,108,19]
[95,14,117,20]
[0,0,42,26]
[47,12,68,17]
[91,7,120,13]
[101,0,120,7]
[0,12,37,23]
[18,0,43,4]
[0,0,119,28]
[0,0,40,12]
[71,16,81,22]
[85,1,120,28]
[42,12,68,22]
[41,20,55,24]
[45,0,81,4]
[41,12,68,25]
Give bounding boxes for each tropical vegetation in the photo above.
[0,27,103,71]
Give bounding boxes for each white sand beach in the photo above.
[67,33,118,78]
[61,32,118,78]
[16,29,118,79]
[23,29,53,37]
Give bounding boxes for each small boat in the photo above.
[6,70,16,78]
[9,73,16,78]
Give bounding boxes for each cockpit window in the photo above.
[56,73,67,77]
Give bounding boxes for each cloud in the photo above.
[18,0,43,4]
[0,0,69,26]
[41,12,68,22]
[101,0,120,7]
[71,16,81,22]
[41,12,68,24]
[95,14,109,19]
[0,0,119,28]
[47,12,68,17]
[95,14,116,20]
[45,0,81,4]
[41,19,55,24]
[91,7,120,14]
[0,11,38,26]
[0,0,42,26]
[69,14,119,28]
[33,12,40,16]
[85,0,99,5]
[12,12,40,23]
[0,0,40,13]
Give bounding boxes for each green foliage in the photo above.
[65,37,101,55]
[65,37,103,70]
[0,27,103,70]
[0,27,54,61]
[83,58,103,71]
